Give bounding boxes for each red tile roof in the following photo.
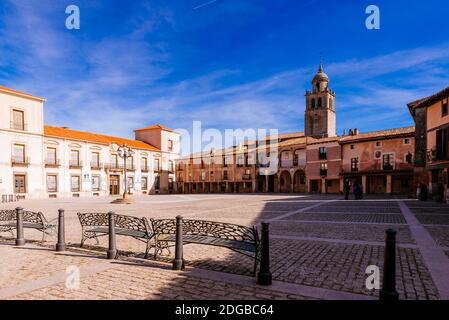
[134,124,175,132]
[44,125,159,151]
[339,126,415,144]
[0,85,46,102]
[407,86,449,111]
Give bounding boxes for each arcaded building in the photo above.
[0,85,179,199]
[177,64,417,195]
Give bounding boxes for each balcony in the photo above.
[243,174,252,180]
[10,121,27,131]
[11,156,30,167]
[69,160,83,169]
[141,166,149,173]
[319,153,327,160]
[90,161,103,170]
[320,169,327,177]
[105,163,124,170]
[382,163,394,171]
[45,159,61,168]
[126,164,135,172]
[427,148,449,163]
[223,174,229,181]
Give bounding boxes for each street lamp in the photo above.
[111,143,134,204]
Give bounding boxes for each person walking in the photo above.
[344,178,350,200]
[353,180,361,200]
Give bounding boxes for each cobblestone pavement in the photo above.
[1,194,448,300]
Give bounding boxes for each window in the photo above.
[201,171,206,181]
[12,109,25,130]
[141,157,148,171]
[47,175,58,193]
[70,150,80,166]
[319,147,327,160]
[91,152,100,168]
[311,98,315,109]
[14,174,26,193]
[154,158,160,171]
[46,147,57,165]
[317,97,322,108]
[126,156,134,169]
[110,154,118,168]
[142,177,148,190]
[442,99,448,117]
[382,154,394,170]
[168,139,174,152]
[435,128,448,160]
[350,144,355,150]
[237,154,244,167]
[351,158,359,172]
[223,170,228,180]
[13,144,26,163]
[404,138,411,145]
[375,141,382,147]
[71,175,80,192]
[169,160,174,172]
[91,175,100,191]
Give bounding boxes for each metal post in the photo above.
[257,222,272,285]
[172,216,184,270]
[379,229,399,300]
[15,207,25,246]
[56,209,66,251]
[107,211,117,259]
[123,153,127,200]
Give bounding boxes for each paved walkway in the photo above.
[1,194,448,300]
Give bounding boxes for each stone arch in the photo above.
[279,171,292,193]
[293,169,306,193]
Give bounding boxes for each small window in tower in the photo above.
[311,99,315,109]
[318,97,322,108]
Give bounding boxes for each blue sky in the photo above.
[1,0,449,149]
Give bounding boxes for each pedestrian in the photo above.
[344,178,350,200]
[353,180,361,200]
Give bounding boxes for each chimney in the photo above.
[343,129,347,136]
[349,129,353,136]
[354,128,359,135]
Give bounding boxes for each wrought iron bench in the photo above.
[0,210,57,242]
[150,218,260,275]
[77,212,153,258]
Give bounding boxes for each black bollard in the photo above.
[257,222,272,285]
[379,229,399,300]
[56,209,66,251]
[107,211,117,259]
[15,207,25,246]
[172,216,184,270]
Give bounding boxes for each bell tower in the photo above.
[304,60,336,138]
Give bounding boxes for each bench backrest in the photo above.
[0,210,15,222]
[77,212,151,234]
[151,218,259,244]
[0,210,45,225]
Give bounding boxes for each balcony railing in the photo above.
[382,163,394,171]
[427,148,449,163]
[243,174,252,180]
[141,165,149,172]
[320,169,327,177]
[10,121,27,131]
[11,156,30,167]
[126,164,135,171]
[105,163,124,170]
[45,159,61,168]
[90,161,103,170]
[69,160,83,169]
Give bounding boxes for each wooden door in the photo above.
[109,175,120,195]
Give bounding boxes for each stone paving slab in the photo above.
[270,221,416,244]
[415,215,449,225]
[283,213,406,224]
[424,226,449,247]
[303,206,402,213]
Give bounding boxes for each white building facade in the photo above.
[0,86,179,199]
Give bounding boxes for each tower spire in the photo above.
[318,53,324,72]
